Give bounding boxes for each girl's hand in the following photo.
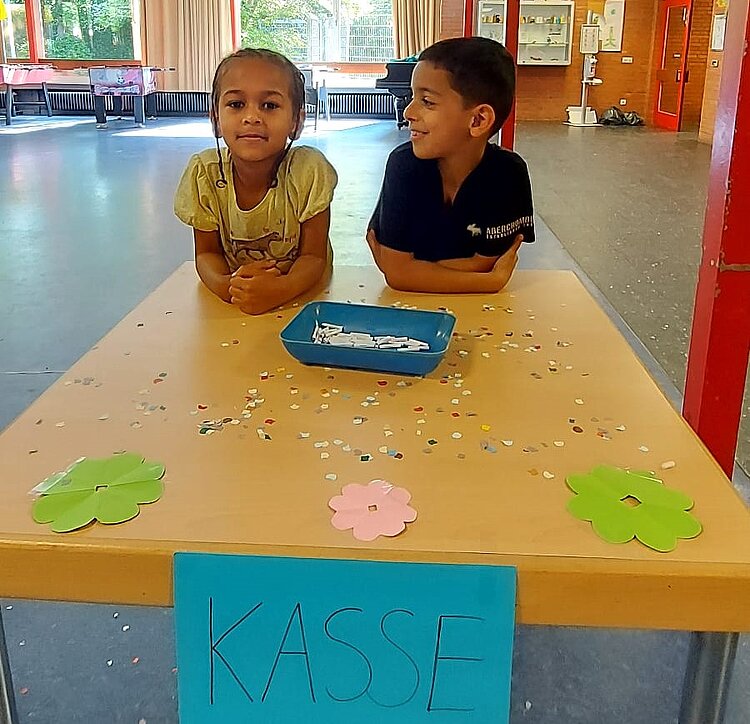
[229,272,284,315]
[233,260,280,279]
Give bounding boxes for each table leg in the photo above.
[679,631,738,724]
[5,86,12,127]
[0,607,18,724]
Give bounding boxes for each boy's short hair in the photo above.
[419,37,515,135]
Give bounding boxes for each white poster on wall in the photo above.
[594,0,626,52]
[711,14,727,51]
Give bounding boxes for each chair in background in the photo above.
[298,66,330,131]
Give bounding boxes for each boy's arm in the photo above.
[229,209,330,315]
[366,229,385,271]
[371,233,522,294]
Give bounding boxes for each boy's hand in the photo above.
[233,260,280,279]
[491,235,523,289]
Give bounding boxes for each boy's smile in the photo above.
[405,61,478,160]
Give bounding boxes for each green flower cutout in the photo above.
[32,453,165,533]
[566,465,702,552]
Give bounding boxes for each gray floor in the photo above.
[0,115,748,723]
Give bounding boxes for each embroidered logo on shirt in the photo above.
[467,223,482,237]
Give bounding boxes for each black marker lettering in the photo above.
[427,615,484,713]
[368,609,420,709]
[209,598,263,705]
[324,607,373,702]
[262,603,316,703]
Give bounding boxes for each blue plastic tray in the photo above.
[280,301,456,376]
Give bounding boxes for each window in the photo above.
[240,0,394,63]
[2,0,31,59]
[39,0,135,59]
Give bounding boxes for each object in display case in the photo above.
[475,0,507,44]
[518,1,575,66]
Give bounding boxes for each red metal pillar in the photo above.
[464,0,518,150]
[230,0,239,50]
[464,0,474,38]
[683,0,750,477]
[24,0,39,62]
[501,0,520,150]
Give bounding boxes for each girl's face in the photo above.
[214,57,299,166]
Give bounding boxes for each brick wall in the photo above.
[698,0,726,142]
[439,0,660,122]
[682,0,712,129]
[441,0,466,39]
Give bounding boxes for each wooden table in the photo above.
[1,264,749,722]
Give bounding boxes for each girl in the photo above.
[174,49,338,315]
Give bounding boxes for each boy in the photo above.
[367,37,534,293]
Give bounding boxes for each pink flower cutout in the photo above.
[329,480,417,541]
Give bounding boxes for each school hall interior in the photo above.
[1,0,749,722]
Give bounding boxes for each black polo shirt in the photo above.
[369,142,535,261]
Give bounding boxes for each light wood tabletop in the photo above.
[2,263,750,632]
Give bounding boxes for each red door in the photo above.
[653,0,692,130]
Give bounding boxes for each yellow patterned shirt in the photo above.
[174,145,337,273]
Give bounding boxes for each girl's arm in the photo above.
[229,209,330,315]
[194,229,232,302]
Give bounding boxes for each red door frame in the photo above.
[652,0,692,131]
[683,0,750,477]
[464,0,519,150]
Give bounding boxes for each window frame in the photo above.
[5,0,142,65]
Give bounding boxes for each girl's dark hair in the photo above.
[419,37,515,135]
[210,48,306,189]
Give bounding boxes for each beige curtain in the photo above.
[142,0,233,92]
[393,0,442,58]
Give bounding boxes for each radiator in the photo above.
[327,92,392,117]
[10,89,393,119]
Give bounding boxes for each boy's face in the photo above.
[215,57,299,166]
[405,61,485,160]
